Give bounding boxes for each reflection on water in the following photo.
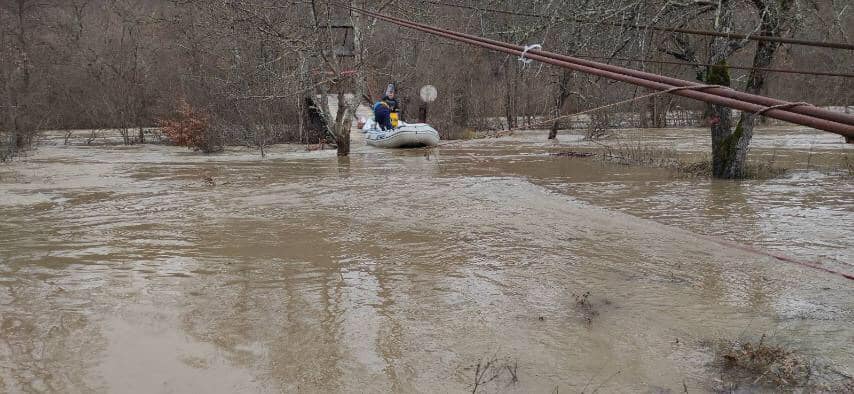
[0,126,851,392]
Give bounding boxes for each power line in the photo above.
[420,0,854,51]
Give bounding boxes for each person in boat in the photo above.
[381,83,399,113]
[373,84,399,130]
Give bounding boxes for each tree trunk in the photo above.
[3,0,34,160]
[640,91,651,129]
[331,89,350,156]
[654,97,671,128]
[334,6,367,157]
[705,0,743,179]
[303,96,327,139]
[336,123,350,156]
[549,70,571,140]
[418,103,428,123]
[504,63,517,130]
[725,1,789,176]
[707,71,739,178]
[452,87,468,128]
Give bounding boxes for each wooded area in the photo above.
[1,0,852,176]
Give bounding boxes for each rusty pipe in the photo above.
[346,6,854,138]
[422,0,854,51]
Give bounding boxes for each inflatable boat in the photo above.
[362,120,440,148]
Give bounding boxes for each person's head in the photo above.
[386,91,396,99]
[384,83,396,99]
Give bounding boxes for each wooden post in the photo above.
[418,103,428,122]
[848,106,852,143]
[418,85,437,124]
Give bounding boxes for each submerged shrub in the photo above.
[712,335,854,391]
[158,99,221,153]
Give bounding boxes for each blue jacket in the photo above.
[373,101,393,130]
[381,95,399,112]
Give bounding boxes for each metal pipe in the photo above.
[571,56,854,79]
[423,0,854,51]
[354,6,854,130]
[347,6,854,137]
[401,34,854,77]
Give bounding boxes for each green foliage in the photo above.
[704,60,732,87]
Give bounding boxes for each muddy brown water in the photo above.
[0,127,852,393]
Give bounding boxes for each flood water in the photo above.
[1,126,852,392]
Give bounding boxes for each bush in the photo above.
[158,99,221,153]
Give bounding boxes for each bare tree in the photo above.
[0,0,851,163]
[659,0,806,177]
[0,0,43,160]
[308,0,367,156]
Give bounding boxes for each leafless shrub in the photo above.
[573,291,600,325]
[675,159,787,179]
[305,138,332,152]
[675,160,714,177]
[585,111,612,141]
[85,130,99,145]
[63,128,74,145]
[0,136,14,163]
[711,335,854,392]
[1,0,852,160]
[743,162,787,179]
[580,368,623,393]
[716,335,809,388]
[599,142,681,168]
[470,356,519,393]
[550,151,594,158]
[843,154,854,178]
[157,99,221,153]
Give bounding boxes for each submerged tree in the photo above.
[662,0,802,178]
[0,0,850,163]
[224,0,368,156]
[0,0,43,161]
[308,0,367,157]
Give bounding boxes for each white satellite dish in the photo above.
[419,85,438,103]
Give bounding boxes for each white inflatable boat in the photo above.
[362,120,440,148]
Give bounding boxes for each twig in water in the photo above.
[590,370,621,394]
